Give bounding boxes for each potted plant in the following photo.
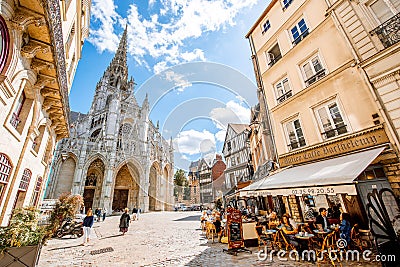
[0,207,46,267]
[0,193,83,267]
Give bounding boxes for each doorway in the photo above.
[112,189,129,211]
[83,188,95,211]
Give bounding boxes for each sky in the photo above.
[69,0,270,171]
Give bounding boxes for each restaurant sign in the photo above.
[279,126,389,168]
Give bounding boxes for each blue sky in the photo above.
[70,0,269,170]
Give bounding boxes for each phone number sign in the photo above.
[241,184,356,197]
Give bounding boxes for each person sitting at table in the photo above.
[315,207,330,231]
[280,214,299,248]
[339,212,351,247]
[213,215,223,242]
[268,212,280,229]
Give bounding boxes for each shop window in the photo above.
[275,77,292,103]
[315,101,348,139]
[0,15,10,74]
[301,54,326,87]
[357,165,387,181]
[285,118,306,150]
[291,18,309,45]
[19,169,31,191]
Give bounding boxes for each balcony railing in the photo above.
[371,12,400,49]
[268,54,282,67]
[292,29,309,45]
[277,90,292,103]
[305,69,326,87]
[322,125,348,139]
[10,113,21,129]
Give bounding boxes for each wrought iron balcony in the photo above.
[322,125,348,139]
[305,69,326,87]
[277,90,292,103]
[10,113,21,129]
[268,54,282,67]
[372,13,400,49]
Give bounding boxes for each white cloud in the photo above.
[89,0,258,72]
[173,129,216,155]
[215,130,226,142]
[164,70,192,92]
[209,100,250,130]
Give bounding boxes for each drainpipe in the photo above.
[247,35,279,168]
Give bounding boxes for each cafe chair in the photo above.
[350,224,372,251]
[205,222,217,243]
[255,226,273,251]
[275,230,296,251]
[316,231,341,267]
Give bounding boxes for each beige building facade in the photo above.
[244,0,399,226]
[0,0,90,226]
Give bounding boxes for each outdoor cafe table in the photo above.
[295,233,315,249]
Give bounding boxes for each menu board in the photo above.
[227,208,244,249]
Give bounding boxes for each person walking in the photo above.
[82,209,94,245]
[132,207,138,221]
[136,207,140,221]
[119,208,130,235]
[102,207,107,222]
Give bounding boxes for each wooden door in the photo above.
[112,189,129,211]
[83,188,95,211]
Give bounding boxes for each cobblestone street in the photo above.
[38,212,381,267]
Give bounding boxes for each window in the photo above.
[301,55,326,86]
[19,169,31,191]
[65,24,75,57]
[291,18,309,45]
[283,0,293,10]
[227,141,231,151]
[275,77,292,103]
[266,43,282,67]
[262,20,271,34]
[0,153,12,205]
[0,15,10,74]
[10,92,25,129]
[315,102,347,139]
[285,119,306,150]
[31,176,43,206]
[369,0,400,23]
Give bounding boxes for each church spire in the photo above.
[103,26,129,91]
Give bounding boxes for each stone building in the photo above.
[45,28,174,213]
[188,160,200,205]
[0,0,90,226]
[243,0,400,227]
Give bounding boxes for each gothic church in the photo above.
[45,28,174,212]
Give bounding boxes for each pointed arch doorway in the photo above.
[112,164,140,211]
[83,159,105,211]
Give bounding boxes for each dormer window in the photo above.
[262,20,271,34]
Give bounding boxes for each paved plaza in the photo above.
[38,211,381,267]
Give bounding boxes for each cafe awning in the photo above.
[240,147,385,197]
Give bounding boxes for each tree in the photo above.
[174,169,188,200]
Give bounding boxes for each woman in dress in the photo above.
[119,208,131,235]
[339,212,351,247]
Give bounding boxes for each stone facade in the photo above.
[0,0,89,226]
[45,28,174,212]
